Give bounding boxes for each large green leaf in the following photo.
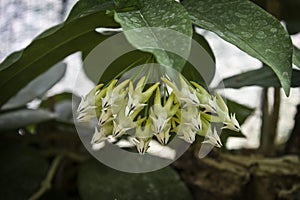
[78,160,192,200]
[114,0,193,71]
[0,2,119,107]
[218,67,300,89]
[182,0,293,96]
[0,109,55,131]
[0,142,48,200]
[1,63,66,110]
[293,46,300,68]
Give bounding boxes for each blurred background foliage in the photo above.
[0,0,300,199]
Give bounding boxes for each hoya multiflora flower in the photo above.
[77,74,241,154]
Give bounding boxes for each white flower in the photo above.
[190,81,217,113]
[91,123,113,144]
[125,76,159,116]
[181,106,202,131]
[98,109,113,126]
[162,76,199,106]
[176,123,196,143]
[201,92,241,132]
[154,123,171,145]
[202,127,222,148]
[222,113,241,132]
[102,79,129,114]
[132,119,153,154]
[112,102,143,137]
[77,84,106,122]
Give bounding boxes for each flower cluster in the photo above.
[77,75,240,154]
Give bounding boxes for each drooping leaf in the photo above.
[0,142,48,200]
[183,0,293,96]
[1,63,67,110]
[0,109,55,131]
[0,2,119,107]
[66,0,115,22]
[293,46,300,68]
[182,31,215,85]
[226,99,254,124]
[78,160,192,200]
[218,67,300,89]
[114,0,193,71]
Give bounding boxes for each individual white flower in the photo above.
[112,102,144,137]
[132,119,153,154]
[181,106,202,131]
[150,89,178,136]
[77,84,106,122]
[91,123,113,144]
[77,84,103,113]
[154,123,171,145]
[98,108,113,126]
[222,113,241,132]
[176,123,196,143]
[102,79,129,114]
[125,76,159,116]
[190,81,217,114]
[161,76,199,107]
[202,127,222,148]
[201,92,241,132]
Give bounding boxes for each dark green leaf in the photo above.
[78,160,192,200]
[0,109,55,131]
[183,0,293,96]
[0,2,119,106]
[226,99,254,124]
[193,31,215,62]
[0,142,48,200]
[114,0,193,71]
[1,63,66,110]
[218,67,300,89]
[293,46,300,68]
[66,0,115,22]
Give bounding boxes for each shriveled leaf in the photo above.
[293,46,300,68]
[1,63,66,110]
[219,67,300,89]
[0,109,55,131]
[114,0,193,71]
[183,0,293,95]
[0,142,48,200]
[78,160,192,200]
[0,2,118,106]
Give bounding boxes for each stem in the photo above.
[260,88,270,153]
[28,155,63,200]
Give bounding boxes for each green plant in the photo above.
[1,0,300,199]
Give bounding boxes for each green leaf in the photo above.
[66,0,115,22]
[218,67,300,89]
[293,46,300,68]
[1,63,66,110]
[226,99,254,125]
[0,142,48,200]
[0,109,55,131]
[183,0,293,96]
[114,0,193,71]
[0,2,119,107]
[78,160,192,200]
